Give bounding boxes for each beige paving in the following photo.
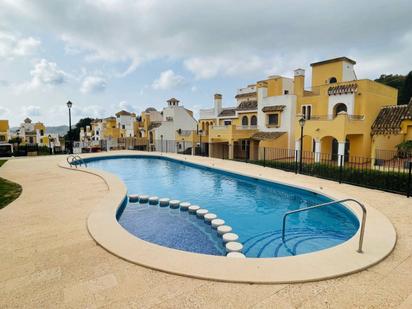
[0,153,411,308]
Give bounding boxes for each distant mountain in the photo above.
[10,125,69,136]
[46,125,70,135]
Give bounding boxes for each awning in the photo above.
[261,105,286,113]
[251,132,286,141]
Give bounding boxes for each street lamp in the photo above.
[66,101,73,154]
[196,123,202,155]
[48,134,54,154]
[299,116,306,173]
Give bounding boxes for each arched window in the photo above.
[329,77,337,84]
[149,131,153,144]
[333,103,347,117]
[242,116,249,126]
[251,115,257,126]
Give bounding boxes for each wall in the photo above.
[311,61,344,86]
[257,86,296,148]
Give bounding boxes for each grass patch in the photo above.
[0,160,22,209]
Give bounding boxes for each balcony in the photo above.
[209,124,258,142]
[298,113,366,141]
[308,114,365,121]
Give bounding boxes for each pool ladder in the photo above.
[67,154,88,168]
[281,198,367,253]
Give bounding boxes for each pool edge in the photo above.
[59,151,397,284]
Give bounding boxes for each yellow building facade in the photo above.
[294,57,398,163]
[370,99,412,159]
[0,120,10,143]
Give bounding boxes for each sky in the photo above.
[0,0,411,127]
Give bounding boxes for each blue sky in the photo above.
[1,0,411,127]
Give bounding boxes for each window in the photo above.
[40,129,44,136]
[40,138,43,144]
[284,90,289,95]
[333,103,347,117]
[302,105,312,120]
[241,116,248,126]
[267,114,279,126]
[329,77,337,84]
[122,125,125,129]
[0,136,5,141]
[251,115,257,126]
[224,120,232,125]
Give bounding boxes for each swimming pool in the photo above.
[87,155,359,258]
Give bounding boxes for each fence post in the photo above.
[295,150,298,174]
[407,161,412,198]
[263,147,266,167]
[339,154,343,184]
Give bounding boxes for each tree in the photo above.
[400,71,412,104]
[375,74,405,104]
[64,117,93,141]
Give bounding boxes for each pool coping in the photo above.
[58,151,397,283]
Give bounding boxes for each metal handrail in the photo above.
[281,198,367,253]
[66,154,87,168]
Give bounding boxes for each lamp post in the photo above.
[197,123,202,155]
[48,134,52,155]
[66,101,73,154]
[299,117,306,173]
[16,129,20,155]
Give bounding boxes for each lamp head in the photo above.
[66,101,73,109]
[299,117,306,128]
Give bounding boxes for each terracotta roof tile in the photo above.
[251,131,286,141]
[371,100,412,135]
[262,105,285,113]
[236,100,257,111]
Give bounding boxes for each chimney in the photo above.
[214,93,222,117]
[256,81,268,101]
[294,69,305,97]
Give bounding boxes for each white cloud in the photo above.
[0,30,40,60]
[72,104,106,118]
[2,0,410,79]
[0,106,10,116]
[29,59,67,89]
[184,56,266,79]
[118,100,139,113]
[22,105,41,116]
[152,70,186,90]
[80,76,107,94]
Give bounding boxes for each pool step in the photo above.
[127,194,241,257]
[242,228,348,258]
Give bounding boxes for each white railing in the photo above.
[211,125,229,130]
[236,125,258,130]
[304,114,365,121]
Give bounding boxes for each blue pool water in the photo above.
[87,156,359,258]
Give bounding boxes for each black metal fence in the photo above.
[0,144,64,157]
[152,139,209,156]
[246,147,412,197]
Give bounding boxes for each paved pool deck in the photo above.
[1,151,412,308]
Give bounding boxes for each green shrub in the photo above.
[250,160,411,195]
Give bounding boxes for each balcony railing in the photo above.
[236,125,258,130]
[176,130,193,136]
[211,125,229,130]
[305,114,365,121]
